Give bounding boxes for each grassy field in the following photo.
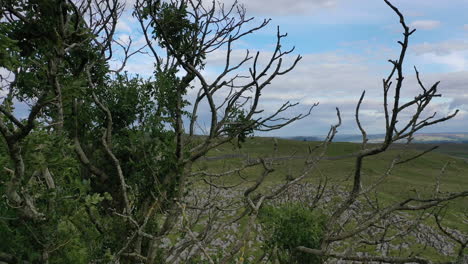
[190,137,468,261]
[391,142,468,159]
[195,137,468,229]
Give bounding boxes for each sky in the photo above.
[111,0,468,136]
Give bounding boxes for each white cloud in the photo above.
[410,41,468,71]
[412,41,468,56]
[450,94,468,109]
[117,34,131,45]
[243,0,336,15]
[276,54,465,134]
[464,24,468,31]
[121,56,155,76]
[409,20,441,30]
[421,53,467,71]
[116,20,132,32]
[203,0,337,16]
[0,67,14,97]
[124,45,465,136]
[106,0,468,136]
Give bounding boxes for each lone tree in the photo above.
[0,0,466,263]
[295,1,466,263]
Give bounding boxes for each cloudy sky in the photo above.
[115,0,468,136]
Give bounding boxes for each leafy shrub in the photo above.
[258,203,326,264]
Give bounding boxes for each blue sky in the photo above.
[114,0,468,136]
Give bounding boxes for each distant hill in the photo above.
[288,132,468,144]
[287,136,322,142]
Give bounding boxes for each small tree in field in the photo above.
[0,0,466,263]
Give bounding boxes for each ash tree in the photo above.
[0,0,466,263]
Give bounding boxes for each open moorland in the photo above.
[197,137,468,226]
[191,137,468,261]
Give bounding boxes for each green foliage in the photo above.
[259,203,327,264]
[152,67,189,120]
[0,24,20,71]
[1,0,283,262]
[0,131,101,263]
[152,2,196,48]
[224,107,257,148]
[97,73,153,131]
[138,1,204,66]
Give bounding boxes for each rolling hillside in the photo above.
[290,132,468,144]
[197,137,468,229]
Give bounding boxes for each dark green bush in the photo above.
[258,203,326,264]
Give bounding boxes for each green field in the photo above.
[191,137,468,261]
[391,143,468,159]
[195,137,468,229]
